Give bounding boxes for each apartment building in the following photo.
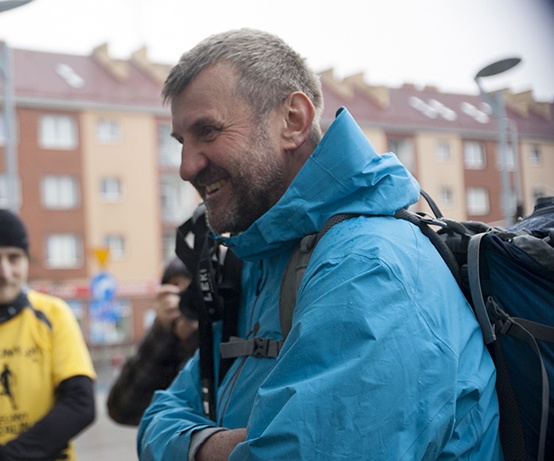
[318,70,554,222]
[1,44,553,351]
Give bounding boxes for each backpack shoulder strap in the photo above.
[279,233,317,339]
[279,214,357,339]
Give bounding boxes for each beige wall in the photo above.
[519,139,554,213]
[362,128,387,154]
[80,110,161,285]
[414,133,467,221]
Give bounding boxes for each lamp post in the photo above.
[474,57,522,226]
[0,0,34,211]
[0,0,33,11]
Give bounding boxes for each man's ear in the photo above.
[281,92,315,151]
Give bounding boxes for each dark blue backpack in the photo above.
[279,194,554,461]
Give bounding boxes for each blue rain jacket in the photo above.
[138,108,503,460]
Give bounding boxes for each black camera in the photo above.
[175,203,242,324]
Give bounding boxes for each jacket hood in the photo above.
[222,107,420,260]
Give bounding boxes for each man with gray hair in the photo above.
[138,28,502,460]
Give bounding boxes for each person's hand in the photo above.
[196,428,246,461]
[154,284,198,342]
[154,284,183,331]
[172,315,198,343]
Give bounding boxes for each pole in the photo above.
[508,119,523,220]
[0,40,20,211]
[494,91,512,226]
[475,78,512,226]
[474,57,522,227]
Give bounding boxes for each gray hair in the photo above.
[163,28,324,144]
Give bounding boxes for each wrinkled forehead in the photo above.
[173,62,240,105]
[170,64,254,136]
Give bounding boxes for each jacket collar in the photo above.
[220,107,420,260]
[0,291,29,324]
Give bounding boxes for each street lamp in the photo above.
[474,57,522,227]
[0,0,33,12]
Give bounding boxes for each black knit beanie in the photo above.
[0,209,29,253]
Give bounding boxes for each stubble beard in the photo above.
[204,128,288,234]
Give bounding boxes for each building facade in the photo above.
[1,44,553,355]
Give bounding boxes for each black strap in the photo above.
[420,189,444,219]
[490,299,550,461]
[196,235,218,421]
[395,208,462,286]
[175,206,222,421]
[512,317,554,343]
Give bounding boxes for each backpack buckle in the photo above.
[252,337,271,357]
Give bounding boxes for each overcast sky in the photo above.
[1,0,553,101]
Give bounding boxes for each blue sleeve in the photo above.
[137,352,220,461]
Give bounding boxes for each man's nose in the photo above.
[179,142,209,182]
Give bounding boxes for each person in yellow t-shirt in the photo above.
[0,209,96,461]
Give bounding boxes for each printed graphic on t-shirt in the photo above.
[1,363,17,410]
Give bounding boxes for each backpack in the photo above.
[279,193,554,461]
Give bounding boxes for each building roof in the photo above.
[321,72,554,139]
[4,45,554,139]
[11,45,169,109]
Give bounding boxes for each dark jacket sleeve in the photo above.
[107,322,197,426]
[0,375,95,461]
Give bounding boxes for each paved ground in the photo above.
[74,390,138,461]
[74,362,139,461]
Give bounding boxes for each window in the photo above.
[529,145,542,166]
[100,177,123,201]
[45,234,82,268]
[41,175,79,209]
[104,234,126,260]
[436,140,451,162]
[439,186,454,208]
[39,114,77,149]
[464,141,486,169]
[161,174,199,223]
[388,138,415,173]
[97,119,121,143]
[466,188,489,215]
[158,122,182,167]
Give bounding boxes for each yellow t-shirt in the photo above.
[0,289,96,460]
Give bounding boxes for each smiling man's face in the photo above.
[171,62,289,234]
